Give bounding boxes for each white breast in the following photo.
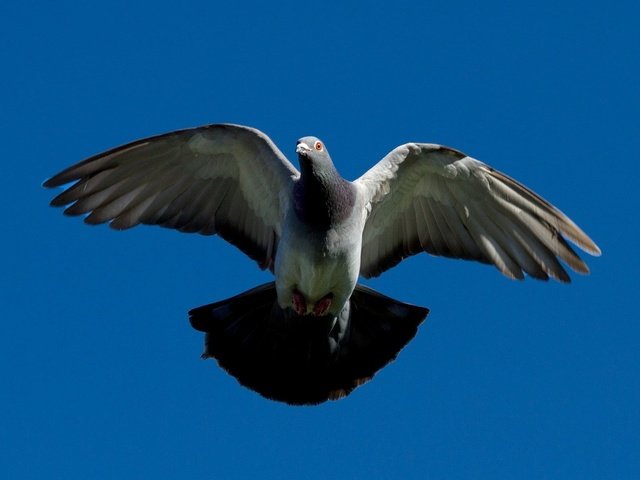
[274,200,366,315]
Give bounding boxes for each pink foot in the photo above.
[313,293,334,316]
[292,289,307,315]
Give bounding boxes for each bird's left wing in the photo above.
[44,124,300,270]
[355,143,600,281]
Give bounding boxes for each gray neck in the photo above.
[294,158,356,228]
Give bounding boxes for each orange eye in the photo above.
[314,141,323,151]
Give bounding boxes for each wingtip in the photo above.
[587,242,602,257]
[42,176,59,189]
[43,169,77,189]
[566,231,602,258]
[50,191,71,207]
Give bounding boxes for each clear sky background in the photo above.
[2,1,638,479]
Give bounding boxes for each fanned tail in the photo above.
[189,282,428,405]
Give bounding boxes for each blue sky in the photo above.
[2,0,638,478]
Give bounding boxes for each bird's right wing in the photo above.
[355,143,600,281]
[44,124,300,270]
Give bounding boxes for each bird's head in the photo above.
[296,136,335,173]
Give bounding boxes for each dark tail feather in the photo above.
[189,282,428,405]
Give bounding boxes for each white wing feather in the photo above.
[355,143,600,281]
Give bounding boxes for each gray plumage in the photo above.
[44,123,600,405]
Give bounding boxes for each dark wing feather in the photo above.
[44,124,299,270]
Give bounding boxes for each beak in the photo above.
[296,142,312,155]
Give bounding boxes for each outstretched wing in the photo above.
[44,123,300,270]
[355,143,600,281]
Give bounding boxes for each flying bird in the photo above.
[44,123,601,405]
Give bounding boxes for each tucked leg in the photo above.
[313,292,334,316]
[292,289,307,316]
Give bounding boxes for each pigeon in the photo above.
[44,123,601,405]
